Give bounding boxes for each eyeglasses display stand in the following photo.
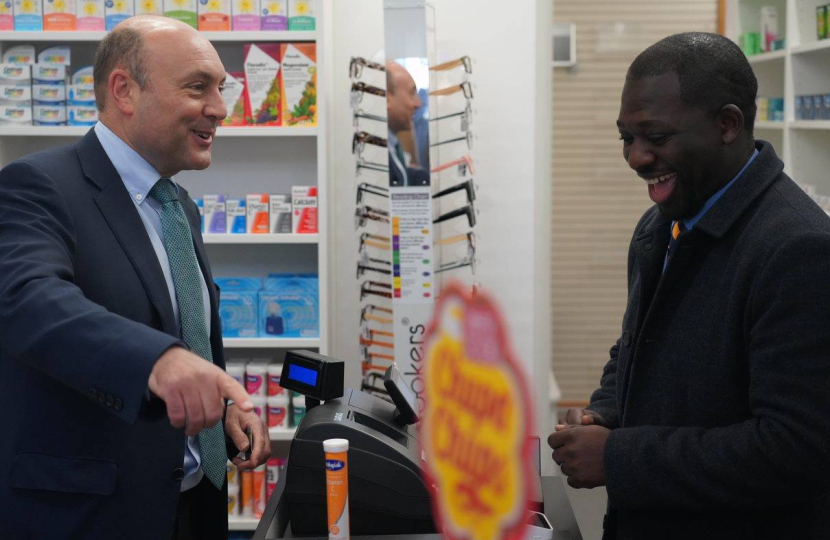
[350,0,479,408]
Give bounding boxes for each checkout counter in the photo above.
[251,351,583,540]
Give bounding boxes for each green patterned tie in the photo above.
[149,178,226,490]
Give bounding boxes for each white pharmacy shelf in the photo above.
[791,39,830,56]
[747,50,786,64]
[0,126,318,138]
[755,121,786,130]
[269,427,297,441]
[204,234,319,245]
[228,516,259,531]
[790,121,830,130]
[0,30,316,42]
[223,338,321,349]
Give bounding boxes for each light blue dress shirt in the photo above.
[94,121,211,492]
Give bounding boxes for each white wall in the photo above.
[323,0,554,471]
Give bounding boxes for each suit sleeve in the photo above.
[0,160,180,424]
[604,232,830,511]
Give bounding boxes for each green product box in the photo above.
[740,32,761,56]
[818,5,827,40]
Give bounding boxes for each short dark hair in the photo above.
[93,25,150,112]
[627,32,758,133]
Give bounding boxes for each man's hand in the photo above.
[148,347,253,437]
[557,407,607,430]
[226,403,272,471]
[548,425,610,489]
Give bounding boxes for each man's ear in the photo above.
[108,68,137,116]
[718,104,745,145]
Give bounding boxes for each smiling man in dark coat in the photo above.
[549,32,830,540]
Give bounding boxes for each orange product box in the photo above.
[44,0,77,30]
[244,43,281,126]
[246,194,270,234]
[197,0,230,30]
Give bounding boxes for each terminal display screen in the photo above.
[288,364,319,386]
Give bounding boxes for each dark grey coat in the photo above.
[588,141,830,540]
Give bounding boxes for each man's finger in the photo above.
[251,425,272,467]
[228,419,251,452]
[565,408,584,425]
[165,390,186,429]
[218,373,253,411]
[549,428,573,449]
[183,391,205,437]
[581,414,596,425]
[201,391,224,428]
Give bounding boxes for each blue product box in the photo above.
[219,291,258,338]
[823,95,830,120]
[814,95,824,120]
[214,277,262,291]
[195,198,204,233]
[227,198,246,234]
[258,275,319,337]
[795,96,804,120]
[804,96,815,120]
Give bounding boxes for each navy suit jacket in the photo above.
[0,130,225,538]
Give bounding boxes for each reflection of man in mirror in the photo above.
[387,61,430,187]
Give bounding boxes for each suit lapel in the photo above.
[75,130,179,337]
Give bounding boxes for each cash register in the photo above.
[278,350,434,535]
[275,350,547,537]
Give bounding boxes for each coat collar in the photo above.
[691,140,783,239]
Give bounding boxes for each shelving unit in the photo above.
[223,337,321,348]
[725,0,830,207]
[203,234,319,244]
[0,126,318,137]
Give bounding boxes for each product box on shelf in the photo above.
[259,274,319,337]
[164,0,197,28]
[795,96,804,120]
[221,71,248,126]
[760,6,779,53]
[739,32,761,56]
[267,394,289,428]
[291,185,317,233]
[290,391,305,426]
[218,291,258,338]
[265,457,284,500]
[0,0,11,31]
[815,95,826,120]
[0,104,32,125]
[33,102,67,125]
[105,0,133,31]
[824,95,830,121]
[269,194,291,233]
[72,66,94,85]
[33,83,66,102]
[204,194,227,234]
[13,0,43,30]
[76,0,104,30]
[195,198,204,232]
[198,0,230,30]
[68,84,95,103]
[280,42,316,127]
[135,0,163,16]
[259,0,285,30]
[3,46,35,65]
[244,43,281,126]
[217,277,260,338]
[0,84,31,104]
[33,63,66,83]
[68,104,97,124]
[227,197,247,233]
[819,5,828,40]
[0,63,31,82]
[44,0,77,30]
[247,193,270,234]
[287,0,313,30]
[231,0,258,30]
[38,46,70,66]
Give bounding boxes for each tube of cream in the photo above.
[324,438,350,540]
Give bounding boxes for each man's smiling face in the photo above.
[617,72,729,220]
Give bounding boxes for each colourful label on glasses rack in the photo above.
[420,283,534,540]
